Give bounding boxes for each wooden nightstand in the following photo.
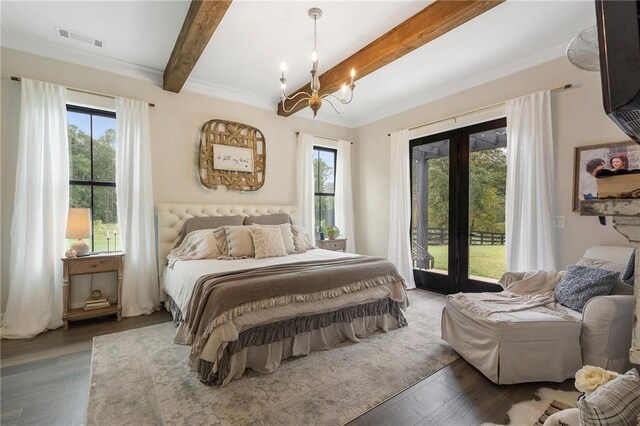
[62,252,123,330]
[316,238,347,252]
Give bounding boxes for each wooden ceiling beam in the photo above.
[163,0,233,93]
[277,0,504,117]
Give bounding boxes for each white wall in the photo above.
[353,56,631,267]
[0,47,354,312]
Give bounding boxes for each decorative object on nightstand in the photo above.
[62,252,123,330]
[323,225,340,240]
[66,208,92,256]
[317,238,347,252]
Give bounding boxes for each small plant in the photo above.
[323,225,340,240]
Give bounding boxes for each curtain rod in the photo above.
[296,131,353,144]
[10,76,156,108]
[387,83,573,136]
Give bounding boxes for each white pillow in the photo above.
[251,226,287,259]
[166,229,221,268]
[291,225,315,253]
[251,224,295,254]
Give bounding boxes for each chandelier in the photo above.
[279,7,356,117]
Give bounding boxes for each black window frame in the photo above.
[67,104,117,253]
[312,145,338,234]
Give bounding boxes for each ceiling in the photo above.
[0,1,597,128]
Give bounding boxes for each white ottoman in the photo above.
[441,297,583,384]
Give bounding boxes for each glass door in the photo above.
[410,118,506,294]
[411,137,452,294]
[465,126,508,290]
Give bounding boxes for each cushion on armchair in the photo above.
[621,248,635,284]
[554,266,619,312]
[577,368,640,425]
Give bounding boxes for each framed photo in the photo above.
[573,140,640,211]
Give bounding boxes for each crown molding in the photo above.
[1,30,573,130]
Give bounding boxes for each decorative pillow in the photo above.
[622,248,635,284]
[578,368,640,425]
[175,215,244,247]
[243,213,292,226]
[251,226,287,259]
[291,225,315,253]
[575,256,634,294]
[554,265,619,312]
[250,224,295,254]
[215,226,256,259]
[166,229,221,268]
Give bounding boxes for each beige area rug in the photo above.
[483,388,581,426]
[86,292,458,425]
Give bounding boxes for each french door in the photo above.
[410,118,507,294]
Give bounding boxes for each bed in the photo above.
[156,203,408,386]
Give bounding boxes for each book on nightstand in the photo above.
[84,299,111,310]
[596,169,640,198]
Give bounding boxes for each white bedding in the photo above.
[163,248,360,316]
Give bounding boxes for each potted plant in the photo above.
[324,225,340,240]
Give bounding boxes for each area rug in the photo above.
[86,293,458,425]
[482,388,581,426]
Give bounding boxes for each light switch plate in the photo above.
[552,216,566,228]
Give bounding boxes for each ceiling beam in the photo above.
[163,0,233,93]
[277,0,504,117]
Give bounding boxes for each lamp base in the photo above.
[70,239,90,256]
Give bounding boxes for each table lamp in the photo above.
[66,208,92,256]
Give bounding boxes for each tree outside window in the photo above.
[67,106,118,253]
[313,146,337,236]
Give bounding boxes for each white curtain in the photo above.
[115,97,159,317]
[506,90,558,271]
[1,79,69,338]
[296,132,316,239]
[335,140,356,253]
[388,129,416,289]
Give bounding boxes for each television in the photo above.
[595,0,640,144]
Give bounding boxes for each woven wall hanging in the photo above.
[199,119,266,191]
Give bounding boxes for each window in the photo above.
[313,146,337,235]
[67,105,117,253]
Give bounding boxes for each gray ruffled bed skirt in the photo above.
[164,295,184,325]
[196,297,407,386]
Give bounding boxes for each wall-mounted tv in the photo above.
[595,0,640,144]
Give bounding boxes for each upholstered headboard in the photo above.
[155,203,298,275]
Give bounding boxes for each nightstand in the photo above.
[316,238,347,252]
[62,252,123,330]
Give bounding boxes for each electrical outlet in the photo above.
[552,216,565,228]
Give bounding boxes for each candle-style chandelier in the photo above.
[279,7,356,117]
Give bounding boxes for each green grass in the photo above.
[426,245,506,280]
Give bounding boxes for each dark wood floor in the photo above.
[1,311,173,426]
[1,291,573,426]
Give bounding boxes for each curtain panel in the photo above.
[115,97,160,317]
[1,79,69,338]
[296,132,316,239]
[506,90,558,271]
[388,129,416,289]
[335,140,357,253]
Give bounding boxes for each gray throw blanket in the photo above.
[182,256,404,356]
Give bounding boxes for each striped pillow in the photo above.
[578,369,640,425]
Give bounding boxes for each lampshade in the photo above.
[66,208,92,239]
